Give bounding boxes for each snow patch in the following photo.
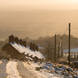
[6,61,21,78]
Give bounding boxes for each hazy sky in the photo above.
[0,0,78,40]
[0,0,78,10]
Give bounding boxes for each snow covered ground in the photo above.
[0,59,63,78]
[23,62,63,78]
[6,61,21,78]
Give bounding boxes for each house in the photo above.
[63,48,78,59]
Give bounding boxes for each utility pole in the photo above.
[57,44,60,58]
[60,38,63,57]
[54,34,56,62]
[68,23,71,65]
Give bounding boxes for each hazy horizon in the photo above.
[0,0,78,40]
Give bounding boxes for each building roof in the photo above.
[64,48,78,53]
